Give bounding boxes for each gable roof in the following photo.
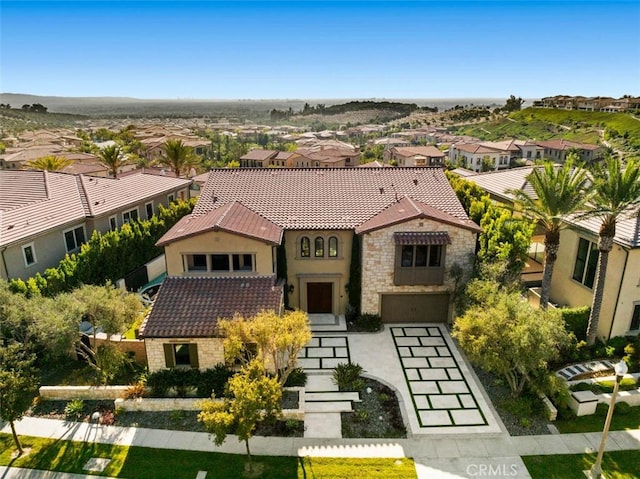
[183,167,473,233]
[565,210,640,249]
[356,196,481,234]
[391,146,446,158]
[0,170,191,247]
[536,139,601,151]
[464,167,538,202]
[240,149,278,161]
[157,201,283,246]
[454,143,503,155]
[139,275,283,338]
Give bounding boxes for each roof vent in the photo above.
[379,187,384,194]
[413,179,418,185]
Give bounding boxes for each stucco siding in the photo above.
[360,218,477,316]
[163,230,275,276]
[550,228,632,340]
[284,230,352,313]
[145,337,225,372]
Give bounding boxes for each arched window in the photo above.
[314,237,324,257]
[328,236,338,257]
[301,237,310,257]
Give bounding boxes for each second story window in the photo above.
[64,226,86,252]
[145,202,154,220]
[572,237,599,288]
[328,236,338,257]
[109,216,117,231]
[22,243,37,267]
[123,208,139,224]
[394,232,449,286]
[314,237,324,257]
[301,237,310,257]
[183,253,256,274]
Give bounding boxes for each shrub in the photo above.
[595,402,609,416]
[560,306,590,341]
[64,399,85,419]
[333,362,364,391]
[169,368,199,398]
[606,336,633,357]
[197,364,234,398]
[146,369,173,397]
[353,313,382,332]
[125,377,147,399]
[283,367,307,388]
[623,339,640,372]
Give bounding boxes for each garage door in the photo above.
[381,293,450,323]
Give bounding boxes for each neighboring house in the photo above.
[535,139,603,163]
[384,146,446,167]
[463,166,640,339]
[550,212,640,340]
[0,170,192,280]
[239,149,300,168]
[449,143,510,172]
[534,95,640,112]
[142,167,480,371]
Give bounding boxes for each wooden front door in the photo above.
[307,282,333,313]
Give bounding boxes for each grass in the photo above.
[0,433,416,478]
[523,450,640,479]
[554,405,640,434]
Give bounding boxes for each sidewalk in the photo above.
[2,417,639,478]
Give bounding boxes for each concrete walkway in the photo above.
[2,417,640,478]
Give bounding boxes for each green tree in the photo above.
[508,158,589,308]
[583,156,640,345]
[23,155,72,171]
[72,283,142,383]
[99,144,126,178]
[218,310,311,386]
[453,286,570,397]
[503,94,525,112]
[0,343,39,455]
[198,360,282,469]
[160,139,196,177]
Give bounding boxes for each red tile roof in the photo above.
[140,275,283,338]
[188,167,470,232]
[240,149,278,161]
[156,201,283,246]
[356,196,480,234]
[391,146,446,158]
[393,231,452,245]
[536,139,601,151]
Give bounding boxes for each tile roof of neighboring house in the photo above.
[76,172,191,217]
[140,275,283,337]
[0,170,191,247]
[391,146,446,158]
[1,145,67,164]
[356,196,481,234]
[536,139,601,151]
[240,149,278,161]
[274,151,297,160]
[176,168,475,235]
[61,161,108,176]
[464,167,538,202]
[157,201,282,246]
[454,143,503,155]
[565,209,640,249]
[358,160,391,168]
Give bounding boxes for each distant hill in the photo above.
[0,93,509,118]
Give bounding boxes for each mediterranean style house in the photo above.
[0,170,192,280]
[461,167,640,340]
[141,167,481,371]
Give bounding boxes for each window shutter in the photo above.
[163,344,175,368]
[189,343,199,369]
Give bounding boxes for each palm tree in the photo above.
[23,155,72,171]
[509,158,590,308]
[99,144,126,178]
[160,139,195,177]
[583,156,640,345]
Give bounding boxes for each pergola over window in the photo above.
[393,232,450,285]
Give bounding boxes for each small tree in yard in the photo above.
[0,343,39,455]
[218,310,311,386]
[453,286,570,397]
[198,360,282,471]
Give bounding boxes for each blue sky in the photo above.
[1,1,638,99]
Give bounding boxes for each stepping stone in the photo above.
[305,391,360,402]
[305,374,337,392]
[304,412,342,438]
[83,458,111,472]
[305,401,353,413]
[196,472,207,479]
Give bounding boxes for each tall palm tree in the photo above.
[509,158,590,308]
[99,144,126,178]
[584,156,640,345]
[160,139,195,177]
[23,155,72,171]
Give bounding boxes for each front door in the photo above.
[307,282,333,313]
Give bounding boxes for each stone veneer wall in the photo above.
[360,218,477,315]
[145,337,225,372]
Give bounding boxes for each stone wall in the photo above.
[360,218,477,314]
[145,337,225,372]
[90,334,147,364]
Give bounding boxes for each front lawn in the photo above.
[554,404,640,434]
[523,451,640,479]
[0,433,416,478]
